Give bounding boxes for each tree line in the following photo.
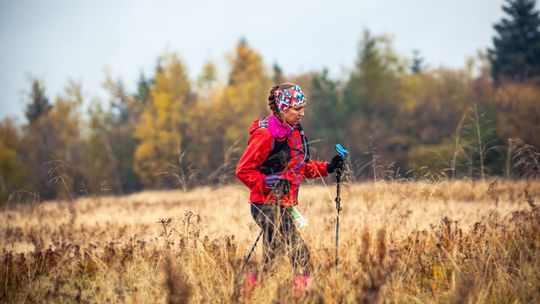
[1,0,539,202]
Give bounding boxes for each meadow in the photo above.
[1,179,539,303]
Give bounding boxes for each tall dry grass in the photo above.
[1,180,539,303]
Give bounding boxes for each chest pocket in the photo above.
[259,138,291,175]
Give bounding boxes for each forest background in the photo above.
[1,0,540,202]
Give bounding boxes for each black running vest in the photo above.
[256,117,310,175]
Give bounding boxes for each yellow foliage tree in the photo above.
[43,81,84,200]
[212,39,271,175]
[134,53,192,187]
[0,120,25,203]
[50,81,84,163]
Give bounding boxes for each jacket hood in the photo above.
[249,116,294,138]
[249,117,264,135]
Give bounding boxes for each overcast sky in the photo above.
[0,0,528,121]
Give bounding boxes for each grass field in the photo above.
[1,179,540,303]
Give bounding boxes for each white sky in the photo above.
[0,0,528,122]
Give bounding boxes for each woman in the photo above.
[236,83,343,294]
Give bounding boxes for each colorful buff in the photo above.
[273,85,307,113]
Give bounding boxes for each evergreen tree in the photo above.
[21,79,58,199]
[272,62,284,84]
[344,30,404,116]
[342,30,406,175]
[19,80,85,200]
[410,50,425,74]
[25,79,52,123]
[103,76,130,124]
[85,76,142,194]
[128,72,153,133]
[488,0,540,82]
[135,72,152,105]
[84,102,117,194]
[303,68,340,159]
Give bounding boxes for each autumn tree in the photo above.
[45,81,85,199]
[134,53,194,188]
[0,119,25,203]
[196,60,218,101]
[182,61,219,176]
[210,39,271,182]
[497,82,540,150]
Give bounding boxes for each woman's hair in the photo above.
[267,83,296,116]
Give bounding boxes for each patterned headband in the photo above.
[273,85,307,113]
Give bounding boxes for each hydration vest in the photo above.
[256,116,310,175]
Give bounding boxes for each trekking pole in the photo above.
[244,228,263,264]
[334,144,349,267]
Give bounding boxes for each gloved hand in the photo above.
[326,155,344,173]
[264,174,290,195]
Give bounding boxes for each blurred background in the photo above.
[1,0,539,202]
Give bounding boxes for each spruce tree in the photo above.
[488,0,540,82]
[272,63,284,84]
[25,79,52,123]
[135,72,152,105]
[410,50,425,74]
[304,69,340,159]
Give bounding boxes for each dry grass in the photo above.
[1,179,540,303]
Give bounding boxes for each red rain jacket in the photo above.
[236,117,329,207]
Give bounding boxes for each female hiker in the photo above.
[235,83,344,294]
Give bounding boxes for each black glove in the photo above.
[326,155,344,173]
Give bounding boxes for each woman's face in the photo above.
[282,104,306,125]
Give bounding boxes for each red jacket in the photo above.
[236,117,328,207]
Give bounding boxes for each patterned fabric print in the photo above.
[273,85,307,113]
[258,116,269,128]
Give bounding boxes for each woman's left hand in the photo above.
[326,155,344,173]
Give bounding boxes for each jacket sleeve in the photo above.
[236,128,274,194]
[303,160,329,179]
